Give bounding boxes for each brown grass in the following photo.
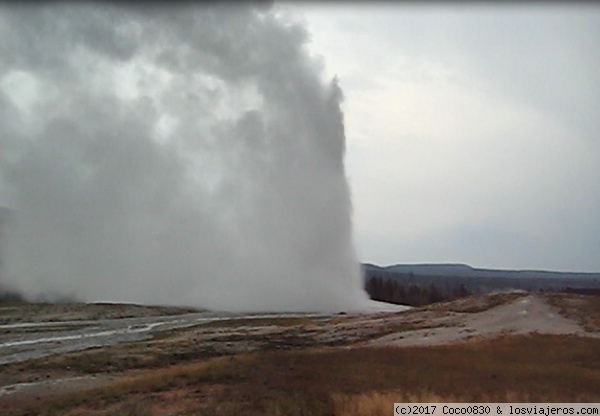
[427,292,527,314]
[333,391,463,416]
[197,316,317,329]
[0,302,200,325]
[333,390,542,416]
[11,356,247,416]
[8,333,599,416]
[546,293,600,332]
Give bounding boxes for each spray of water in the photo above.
[0,3,369,311]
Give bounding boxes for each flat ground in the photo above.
[1,292,599,415]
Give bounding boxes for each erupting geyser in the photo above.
[0,3,370,311]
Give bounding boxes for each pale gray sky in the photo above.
[282,3,600,272]
[0,2,599,282]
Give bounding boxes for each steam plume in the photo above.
[0,3,369,311]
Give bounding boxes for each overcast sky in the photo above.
[1,3,599,278]
[281,3,600,272]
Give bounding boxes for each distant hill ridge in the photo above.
[363,263,600,280]
[362,263,600,306]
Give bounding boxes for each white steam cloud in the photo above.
[0,3,369,311]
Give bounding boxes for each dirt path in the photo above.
[364,294,589,347]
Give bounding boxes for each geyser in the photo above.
[0,3,369,311]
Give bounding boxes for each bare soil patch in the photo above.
[365,293,592,348]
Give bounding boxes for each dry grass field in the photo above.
[1,293,599,416]
[546,293,600,332]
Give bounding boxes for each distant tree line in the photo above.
[364,273,600,307]
[365,275,471,307]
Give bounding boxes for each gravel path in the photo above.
[365,294,590,347]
